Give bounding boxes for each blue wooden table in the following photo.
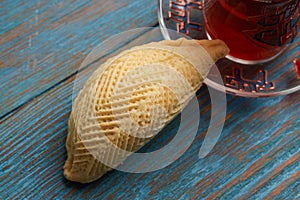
[1,0,299,199]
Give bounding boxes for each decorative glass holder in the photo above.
[158,0,300,97]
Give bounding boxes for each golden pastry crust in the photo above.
[63,38,229,183]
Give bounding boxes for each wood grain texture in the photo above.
[0,0,158,117]
[1,0,300,199]
[1,73,299,199]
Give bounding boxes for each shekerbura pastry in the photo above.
[63,38,229,183]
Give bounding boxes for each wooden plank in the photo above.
[1,26,299,198]
[0,0,158,117]
[1,1,300,198]
[1,0,89,34]
[1,90,298,199]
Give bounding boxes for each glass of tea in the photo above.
[203,0,300,64]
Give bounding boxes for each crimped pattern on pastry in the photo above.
[63,38,229,183]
